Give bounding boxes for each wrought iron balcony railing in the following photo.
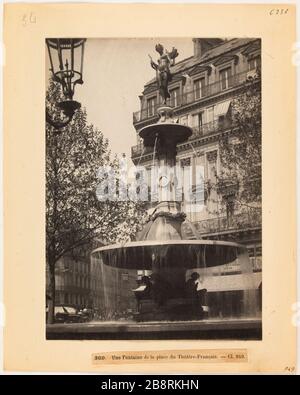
[193,210,262,235]
[131,144,153,158]
[133,68,260,124]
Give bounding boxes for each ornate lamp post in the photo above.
[46,38,86,129]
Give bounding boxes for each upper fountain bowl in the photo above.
[139,106,193,148]
[139,123,193,148]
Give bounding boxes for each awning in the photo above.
[202,272,262,292]
[214,100,231,117]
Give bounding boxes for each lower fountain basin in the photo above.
[93,240,246,269]
[91,240,262,323]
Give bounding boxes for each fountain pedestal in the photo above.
[134,107,197,321]
[138,106,192,242]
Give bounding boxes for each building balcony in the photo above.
[133,69,260,124]
[193,210,262,236]
[190,117,232,138]
[131,144,154,159]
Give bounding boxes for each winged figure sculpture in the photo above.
[149,43,179,105]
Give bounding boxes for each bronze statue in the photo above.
[149,44,179,105]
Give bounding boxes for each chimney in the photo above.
[193,38,224,57]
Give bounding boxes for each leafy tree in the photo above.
[46,80,146,323]
[211,76,261,218]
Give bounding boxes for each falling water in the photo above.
[98,253,109,319]
[239,249,260,318]
[152,135,158,169]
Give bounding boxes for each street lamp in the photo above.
[46,38,86,129]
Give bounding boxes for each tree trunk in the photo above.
[47,262,56,324]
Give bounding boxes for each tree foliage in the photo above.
[216,77,261,211]
[46,80,146,321]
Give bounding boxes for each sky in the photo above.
[46,38,194,160]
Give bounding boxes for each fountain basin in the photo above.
[139,123,193,148]
[91,240,261,322]
[93,240,245,269]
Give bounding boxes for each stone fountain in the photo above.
[91,101,260,323]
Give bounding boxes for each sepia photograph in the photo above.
[3,1,297,375]
[45,37,262,341]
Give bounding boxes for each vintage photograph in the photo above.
[45,37,262,340]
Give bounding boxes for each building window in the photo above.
[219,67,232,90]
[248,56,261,71]
[192,112,203,133]
[179,115,188,126]
[169,87,180,107]
[218,115,226,129]
[206,151,218,193]
[180,157,191,168]
[147,96,157,117]
[225,197,235,226]
[194,78,205,100]
[206,106,214,124]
